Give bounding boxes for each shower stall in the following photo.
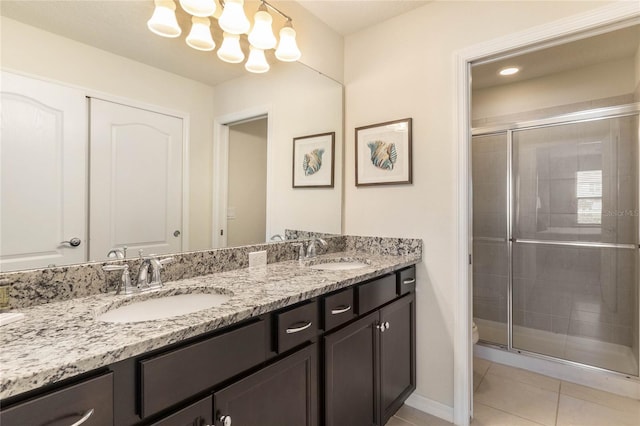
[472,104,640,377]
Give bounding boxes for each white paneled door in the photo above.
[0,72,87,271]
[89,99,183,260]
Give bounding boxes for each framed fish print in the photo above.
[292,132,335,188]
[355,118,412,186]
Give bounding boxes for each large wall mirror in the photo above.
[0,1,343,272]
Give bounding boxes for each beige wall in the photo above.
[473,57,636,121]
[271,0,344,83]
[227,119,268,246]
[213,64,343,238]
[344,0,613,409]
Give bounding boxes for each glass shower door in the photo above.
[512,116,639,375]
[472,132,509,346]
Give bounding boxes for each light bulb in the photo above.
[217,32,245,63]
[147,0,182,38]
[179,0,216,17]
[218,0,250,35]
[245,46,270,73]
[499,67,520,76]
[248,5,276,50]
[186,17,215,51]
[275,23,301,62]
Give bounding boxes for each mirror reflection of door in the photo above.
[226,118,267,247]
[0,72,87,271]
[89,99,183,260]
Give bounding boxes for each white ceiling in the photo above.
[472,24,640,89]
[297,0,430,36]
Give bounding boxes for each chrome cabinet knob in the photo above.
[219,415,232,426]
[61,237,81,247]
[377,321,391,332]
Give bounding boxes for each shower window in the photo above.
[576,170,602,225]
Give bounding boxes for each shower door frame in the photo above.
[472,103,640,377]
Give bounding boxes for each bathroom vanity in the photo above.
[0,244,419,426]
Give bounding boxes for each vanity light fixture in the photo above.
[147,0,182,38]
[147,0,301,73]
[499,66,520,76]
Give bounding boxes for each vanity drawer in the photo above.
[0,372,113,426]
[356,274,396,315]
[323,288,355,331]
[140,319,267,418]
[276,300,318,353]
[397,266,416,295]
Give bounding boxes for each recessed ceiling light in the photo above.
[499,67,520,76]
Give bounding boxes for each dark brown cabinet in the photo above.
[324,311,381,426]
[149,396,212,426]
[139,319,267,418]
[214,343,318,426]
[380,292,416,424]
[0,372,114,426]
[324,292,416,426]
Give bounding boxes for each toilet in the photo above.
[472,321,479,344]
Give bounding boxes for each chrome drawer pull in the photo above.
[331,305,352,315]
[70,409,94,426]
[285,321,312,334]
[403,278,416,285]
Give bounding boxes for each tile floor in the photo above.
[385,358,640,426]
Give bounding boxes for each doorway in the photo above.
[226,117,268,247]
[454,4,640,425]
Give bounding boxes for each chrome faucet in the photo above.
[149,256,174,289]
[137,257,152,290]
[270,234,284,241]
[306,238,327,258]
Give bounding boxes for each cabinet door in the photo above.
[380,293,416,424]
[324,311,380,426]
[214,343,317,426]
[150,396,212,426]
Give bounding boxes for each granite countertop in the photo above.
[0,251,419,400]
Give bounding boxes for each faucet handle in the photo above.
[148,256,174,288]
[102,264,134,295]
[292,243,305,261]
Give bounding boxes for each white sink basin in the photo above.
[309,261,369,271]
[97,293,231,323]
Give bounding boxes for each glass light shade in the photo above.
[275,26,301,62]
[186,17,215,51]
[245,46,270,73]
[217,33,244,63]
[179,0,216,17]
[248,8,276,50]
[218,0,250,35]
[147,0,182,38]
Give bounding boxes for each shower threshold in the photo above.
[474,318,638,377]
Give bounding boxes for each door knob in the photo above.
[219,415,232,426]
[61,237,81,247]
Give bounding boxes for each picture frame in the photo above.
[355,118,412,186]
[292,132,335,188]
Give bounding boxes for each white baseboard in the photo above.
[404,392,454,423]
